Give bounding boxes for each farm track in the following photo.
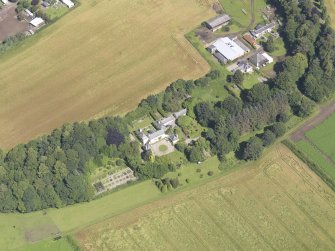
[290,99,335,141]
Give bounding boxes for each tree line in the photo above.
[0,0,334,212]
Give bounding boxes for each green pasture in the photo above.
[219,0,252,27]
[305,113,335,162]
[296,140,335,181]
[15,238,74,251]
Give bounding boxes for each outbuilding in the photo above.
[61,0,75,8]
[209,37,246,63]
[204,14,231,32]
[30,17,45,28]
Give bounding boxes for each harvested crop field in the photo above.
[325,0,335,28]
[75,144,335,250]
[0,0,214,149]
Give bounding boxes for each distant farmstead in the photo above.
[204,14,231,32]
[61,0,75,8]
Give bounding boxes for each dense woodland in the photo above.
[0,0,334,212]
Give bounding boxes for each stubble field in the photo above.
[75,144,335,251]
[325,0,335,28]
[0,0,213,149]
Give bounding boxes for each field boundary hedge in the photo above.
[282,140,335,192]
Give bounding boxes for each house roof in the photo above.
[243,34,256,45]
[212,37,245,61]
[234,62,253,73]
[252,22,276,35]
[30,17,45,27]
[205,14,231,29]
[214,52,227,63]
[148,129,166,141]
[158,115,175,126]
[250,53,268,66]
[261,52,273,63]
[173,109,187,118]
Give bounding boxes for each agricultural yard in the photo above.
[0,5,29,42]
[75,144,335,250]
[0,0,214,149]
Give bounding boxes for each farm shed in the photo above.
[250,22,276,38]
[204,14,231,32]
[209,37,246,62]
[61,0,75,8]
[30,17,45,28]
[25,9,34,17]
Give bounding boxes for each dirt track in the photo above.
[290,99,335,141]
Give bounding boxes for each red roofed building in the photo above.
[243,34,257,47]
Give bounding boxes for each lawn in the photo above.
[0,0,214,149]
[74,144,335,250]
[44,5,69,20]
[15,238,74,251]
[219,0,252,27]
[130,115,154,131]
[163,156,221,186]
[242,72,262,89]
[0,180,161,250]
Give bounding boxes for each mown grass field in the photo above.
[294,112,335,181]
[0,0,214,149]
[75,144,335,250]
[0,181,161,250]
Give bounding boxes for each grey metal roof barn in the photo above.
[205,14,231,31]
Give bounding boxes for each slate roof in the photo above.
[205,14,231,29]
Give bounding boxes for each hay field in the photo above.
[0,0,214,149]
[325,0,335,28]
[75,144,335,251]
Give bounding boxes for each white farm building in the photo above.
[61,0,75,8]
[208,37,247,63]
[30,17,45,28]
